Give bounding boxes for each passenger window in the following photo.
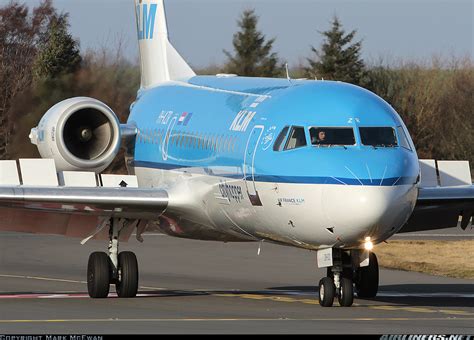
[360,127,398,147]
[209,135,213,150]
[220,135,224,152]
[157,130,161,144]
[310,127,355,146]
[233,136,238,152]
[284,126,307,150]
[273,126,289,151]
[197,133,202,149]
[186,133,191,148]
[220,135,225,152]
[222,136,228,152]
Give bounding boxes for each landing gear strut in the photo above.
[87,218,139,298]
[318,249,379,307]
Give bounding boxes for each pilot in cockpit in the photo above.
[315,130,326,144]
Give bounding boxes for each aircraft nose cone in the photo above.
[321,185,416,244]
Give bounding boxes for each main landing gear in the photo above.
[317,249,379,307]
[87,218,139,298]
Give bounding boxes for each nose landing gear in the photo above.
[317,249,378,307]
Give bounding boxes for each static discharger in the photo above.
[257,240,265,256]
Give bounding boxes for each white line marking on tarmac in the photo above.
[0,274,167,292]
[262,289,474,298]
[0,274,86,284]
[132,233,166,236]
[0,317,472,323]
[139,286,167,290]
[0,292,174,299]
[1,274,473,299]
[0,289,472,300]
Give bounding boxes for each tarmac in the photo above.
[0,231,472,334]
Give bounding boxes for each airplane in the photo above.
[0,0,472,307]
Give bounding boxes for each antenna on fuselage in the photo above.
[285,63,292,84]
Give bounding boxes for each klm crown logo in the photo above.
[137,3,158,40]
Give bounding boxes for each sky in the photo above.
[7,0,474,68]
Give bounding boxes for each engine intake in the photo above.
[30,97,122,173]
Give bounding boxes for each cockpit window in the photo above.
[397,126,412,151]
[360,127,398,147]
[310,127,355,146]
[284,126,307,150]
[273,126,289,151]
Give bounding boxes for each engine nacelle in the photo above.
[30,97,122,173]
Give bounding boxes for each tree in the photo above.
[33,15,82,80]
[0,0,66,159]
[224,9,283,77]
[306,16,366,86]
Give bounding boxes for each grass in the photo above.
[374,240,474,279]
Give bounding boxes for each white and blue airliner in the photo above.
[0,0,472,307]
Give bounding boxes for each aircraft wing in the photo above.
[399,186,474,233]
[0,186,168,241]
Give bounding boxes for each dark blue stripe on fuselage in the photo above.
[133,160,417,186]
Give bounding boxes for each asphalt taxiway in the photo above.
[0,231,472,334]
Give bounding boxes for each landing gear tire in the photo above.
[338,277,354,307]
[87,252,111,298]
[318,277,335,307]
[356,252,379,298]
[115,251,139,298]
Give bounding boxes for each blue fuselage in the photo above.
[129,76,419,187]
[126,76,420,248]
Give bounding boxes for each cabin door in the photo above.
[243,125,264,206]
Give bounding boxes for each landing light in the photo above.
[364,237,374,251]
